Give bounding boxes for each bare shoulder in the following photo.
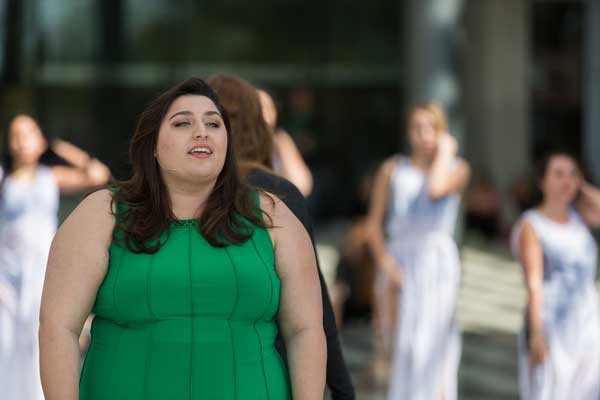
[274,131,294,146]
[368,156,398,191]
[56,189,115,245]
[380,155,399,176]
[519,220,540,246]
[258,190,279,214]
[72,189,114,220]
[258,190,308,248]
[258,191,294,223]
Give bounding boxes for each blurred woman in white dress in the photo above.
[0,114,110,400]
[367,102,470,399]
[511,151,600,400]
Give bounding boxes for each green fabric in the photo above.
[80,195,291,399]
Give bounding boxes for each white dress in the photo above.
[0,166,58,400]
[511,209,600,400]
[384,156,462,400]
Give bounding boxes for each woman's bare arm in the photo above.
[365,158,403,287]
[51,139,93,168]
[50,139,111,194]
[274,131,313,197]
[576,181,600,229]
[263,193,326,399]
[39,189,114,399]
[428,134,471,199]
[518,221,547,365]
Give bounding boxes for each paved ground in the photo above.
[335,240,525,400]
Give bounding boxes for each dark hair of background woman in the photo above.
[1,123,14,178]
[530,148,586,206]
[0,112,62,187]
[111,77,270,254]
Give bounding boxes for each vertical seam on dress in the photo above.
[143,248,157,400]
[106,327,125,399]
[142,324,154,399]
[146,254,157,319]
[251,234,274,399]
[225,247,239,399]
[112,249,126,320]
[251,235,275,320]
[187,227,194,400]
[254,321,271,400]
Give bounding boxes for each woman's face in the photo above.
[540,155,581,206]
[156,95,228,186]
[8,115,47,167]
[407,109,439,157]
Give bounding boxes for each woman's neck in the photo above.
[410,153,433,171]
[538,200,570,224]
[10,163,39,181]
[165,178,216,220]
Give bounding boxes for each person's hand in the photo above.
[381,255,403,288]
[579,180,594,198]
[85,158,111,186]
[528,330,548,366]
[437,132,458,156]
[50,138,64,151]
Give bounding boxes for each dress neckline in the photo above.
[5,166,44,186]
[402,156,429,174]
[532,208,574,227]
[169,218,199,228]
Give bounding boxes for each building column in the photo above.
[584,0,600,183]
[402,0,465,145]
[464,0,530,220]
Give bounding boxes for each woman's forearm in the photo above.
[366,225,402,284]
[428,147,455,198]
[526,289,544,335]
[51,139,91,169]
[581,182,600,211]
[286,327,327,400]
[39,321,82,400]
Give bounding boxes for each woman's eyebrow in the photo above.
[203,111,222,118]
[168,110,193,120]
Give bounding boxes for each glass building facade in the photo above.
[0,0,596,219]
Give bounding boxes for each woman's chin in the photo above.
[416,148,436,158]
[553,193,577,207]
[187,169,220,183]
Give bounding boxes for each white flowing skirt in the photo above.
[0,224,51,400]
[386,232,461,400]
[519,287,600,400]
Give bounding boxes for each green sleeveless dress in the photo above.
[79,201,291,399]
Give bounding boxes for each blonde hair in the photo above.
[408,102,448,134]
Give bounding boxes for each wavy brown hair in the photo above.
[207,74,274,169]
[111,77,269,253]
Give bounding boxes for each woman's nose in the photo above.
[193,125,208,139]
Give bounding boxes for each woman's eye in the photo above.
[206,121,220,128]
[174,121,191,127]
